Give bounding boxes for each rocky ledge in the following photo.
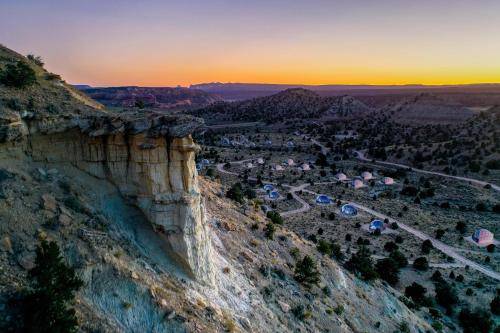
[1,109,213,283]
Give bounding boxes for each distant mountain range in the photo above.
[76,86,221,109]
[191,88,371,123]
[190,82,500,106]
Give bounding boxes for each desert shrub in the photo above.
[405,282,430,307]
[476,202,487,212]
[289,247,300,260]
[0,60,36,88]
[486,244,495,253]
[294,255,320,287]
[376,258,400,286]
[264,223,275,240]
[226,183,244,203]
[485,159,500,170]
[63,195,85,214]
[344,246,378,281]
[434,281,458,313]
[266,211,283,225]
[21,240,83,332]
[458,308,492,333]
[421,239,433,254]
[389,250,408,268]
[317,240,332,256]
[490,295,500,315]
[413,257,429,271]
[400,186,418,196]
[455,221,467,234]
[384,241,398,252]
[45,72,61,81]
[27,54,44,66]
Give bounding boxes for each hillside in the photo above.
[79,86,221,110]
[192,88,368,123]
[0,44,439,332]
[386,93,474,124]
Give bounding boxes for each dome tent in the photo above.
[274,164,284,171]
[336,173,347,181]
[369,219,385,232]
[257,158,265,164]
[361,171,373,180]
[285,159,295,166]
[263,184,274,191]
[301,163,310,171]
[352,179,364,189]
[472,228,494,245]
[341,204,358,216]
[382,177,394,185]
[268,191,280,199]
[316,195,332,204]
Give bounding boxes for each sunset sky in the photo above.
[1,0,499,86]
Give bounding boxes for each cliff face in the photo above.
[6,111,213,282]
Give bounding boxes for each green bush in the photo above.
[434,281,458,313]
[405,282,428,307]
[22,240,83,332]
[376,258,400,286]
[266,211,283,225]
[344,246,378,281]
[264,223,275,240]
[0,60,36,88]
[458,308,492,333]
[413,257,429,271]
[226,183,244,203]
[294,255,320,287]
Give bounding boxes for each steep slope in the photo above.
[79,86,221,110]
[193,88,368,123]
[386,93,474,124]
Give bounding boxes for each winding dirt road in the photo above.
[354,150,500,192]
[216,158,500,281]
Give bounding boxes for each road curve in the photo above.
[216,157,499,281]
[350,202,500,281]
[354,150,500,192]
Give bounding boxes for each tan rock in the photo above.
[41,193,57,212]
[0,236,13,253]
[58,214,72,226]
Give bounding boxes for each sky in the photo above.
[1,0,499,86]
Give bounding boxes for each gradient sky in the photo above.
[1,0,499,86]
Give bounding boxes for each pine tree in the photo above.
[294,255,320,287]
[23,240,83,333]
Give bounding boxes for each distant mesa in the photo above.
[77,86,221,110]
[387,93,474,124]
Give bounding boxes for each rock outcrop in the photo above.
[3,110,213,282]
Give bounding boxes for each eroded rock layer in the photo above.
[21,113,213,282]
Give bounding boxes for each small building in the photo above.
[301,163,310,171]
[268,191,280,199]
[361,171,373,180]
[336,173,347,181]
[316,195,332,204]
[263,184,274,192]
[382,177,394,185]
[369,220,385,232]
[341,204,358,216]
[257,158,265,164]
[472,229,494,245]
[352,179,364,189]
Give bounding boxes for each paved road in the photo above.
[216,158,500,281]
[354,150,500,192]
